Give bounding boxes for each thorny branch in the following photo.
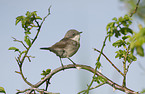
[16,64,138,94]
[16,7,51,88]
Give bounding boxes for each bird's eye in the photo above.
[73,33,75,36]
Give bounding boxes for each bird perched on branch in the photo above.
[40,29,82,67]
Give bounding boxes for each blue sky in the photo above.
[0,0,145,94]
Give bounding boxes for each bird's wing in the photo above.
[51,38,70,48]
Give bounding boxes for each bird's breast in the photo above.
[64,40,80,57]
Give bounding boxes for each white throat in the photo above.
[71,35,80,42]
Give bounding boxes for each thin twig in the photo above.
[15,57,20,64]
[39,6,51,27]
[33,16,40,27]
[130,0,140,17]
[126,61,133,73]
[122,45,130,87]
[19,66,34,87]
[86,35,108,94]
[94,48,124,76]
[78,82,105,94]
[12,37,28,49]
[68,57,76,65]
[25,55,31,62]
[45,79,50,91]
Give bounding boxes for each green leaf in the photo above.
[21,19,25,28]
[96,61,101,69]
[26,11,31,17]
[115,50,126,59]
[112,17,117,21]
[114,29,121,38]
[93,76,106,84]
[8,47,19,52]
[141,89,145,94]
[136,46,144,56]
[106,22,115,31]
[24,36,32,47]
[129,27,145,56]
[41,69,51,76]
[41,70,46,76]
[46,69,51,74]
[93,76,100,84]
[118,16,123,22]
[35,16,42,20]
[15,16,24,25]
[124,14,131,21]
[31,11,37,16]
[116,20,120,24]
[120,28,133,35]
[128,20,132,25]
[126,53,137,63]
[22,50,27,54]
[121,20,126,25]
[98,76,107,83]
[41,77,45,80]
[112,40,126,47]
[122,36,130,40]
[0,87,6,93]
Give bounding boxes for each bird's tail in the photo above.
[40,47,50,50]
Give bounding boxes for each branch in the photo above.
[126,61,133,73]
[94,48,124,76]
[78,82,105,94]
[122,45,130,87]
[31,6,51,45]
[130,0,141,17]
[39,5,51,28]
[12,37,27,49]
[33,64,138,94]
[87,35,108,93]
[17,7,51,87]
[19,66,35,87]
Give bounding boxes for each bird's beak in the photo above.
[79,32,82,34]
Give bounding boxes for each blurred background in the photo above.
[0,0,145,94]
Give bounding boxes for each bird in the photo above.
[40,29,82,67]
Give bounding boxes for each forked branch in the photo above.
[31,64,138,94]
